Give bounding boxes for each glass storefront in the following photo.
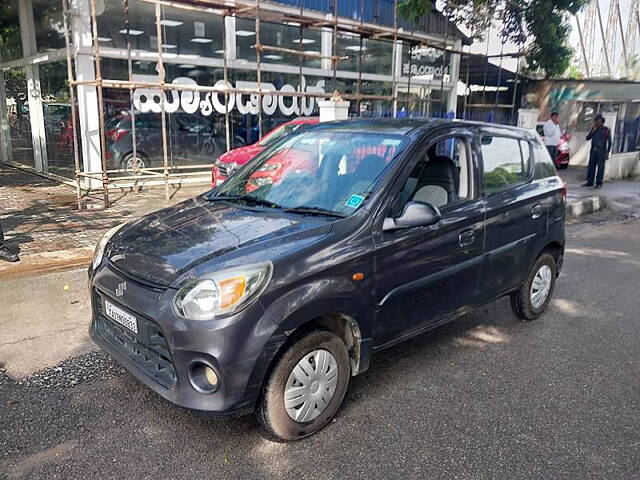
[33,0,66,52]
[235,18,323,69]
[0,1,23,62]
[5,68,34,167]
[0,0,461,186]
[40,61,74,177]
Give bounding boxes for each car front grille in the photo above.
[217,164,228,176]
[94,290,177,388]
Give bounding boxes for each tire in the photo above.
[256,330,350,441]
[511,252,557,321]
[122,153,146,172]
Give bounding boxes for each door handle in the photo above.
[531,204,544,219]
[458,229,475,247]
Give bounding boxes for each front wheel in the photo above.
[511,252,557,321]
[256,330,350,441]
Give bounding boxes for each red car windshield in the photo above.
[214,130,408,217]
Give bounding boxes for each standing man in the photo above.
[583,114,612,189]
[0,222,20,262]
[543,111,562,161]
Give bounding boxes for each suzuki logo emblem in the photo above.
[115,282,127,297]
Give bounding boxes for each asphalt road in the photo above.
[1,213,639,479]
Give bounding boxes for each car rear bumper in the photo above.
[89,265,284,415]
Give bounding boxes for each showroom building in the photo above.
[0,0,469,193]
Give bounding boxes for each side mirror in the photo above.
[383,201,441,231]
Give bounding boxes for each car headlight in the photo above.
[173,262,273,320]
[92,223,126,270]
[227,161,240,174]
[248,177,274,187]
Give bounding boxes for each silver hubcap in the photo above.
[530,264,552,309]
[126,156,144,172]
[284,349,338,423]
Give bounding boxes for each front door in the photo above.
[372,131,486,347]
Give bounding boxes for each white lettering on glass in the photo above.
[132,76,325,116]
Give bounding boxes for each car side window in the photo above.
[391,136,472,216]
[532,140,557,179]
[480,136,532,194]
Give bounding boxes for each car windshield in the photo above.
[212,130,408,217]
[259,124,300,147]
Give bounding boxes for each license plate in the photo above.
[105,300,138,334]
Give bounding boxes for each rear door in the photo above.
[479,129,552,300]
[372,129,486,346]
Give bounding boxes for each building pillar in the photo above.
[0,71,13,164]
[71,0,102,189]
[447,39,462,116]
[392,40,403,117]
[224,16,237,61]
[321,27,333,72]
[517,108,540,129]
[18,0,48,172]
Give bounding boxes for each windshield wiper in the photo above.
[283,206,346,218]
[207,194,282,209]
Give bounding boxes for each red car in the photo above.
[211,117,319,187]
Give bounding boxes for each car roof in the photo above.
[309,117,536,139]
[288,117,319,125]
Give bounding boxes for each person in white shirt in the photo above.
[543,112,562,160]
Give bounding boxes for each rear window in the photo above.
[480,136,533,194]
[532,140,557,179]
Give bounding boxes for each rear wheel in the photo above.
[511,252,557,321]
[122,153,146,173]
[256,330,350,441]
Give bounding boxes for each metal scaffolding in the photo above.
[61,0,522,207]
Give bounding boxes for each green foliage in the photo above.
[399,0,588,78]
[483,168,522,191]
[0,2,22,61]
[623,55,640,81]
[3,69,27,103]
[564,64,584,79]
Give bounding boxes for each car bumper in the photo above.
[88,264,284,414]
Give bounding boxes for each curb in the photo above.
[566,195,607,219]
[0,247,93,281]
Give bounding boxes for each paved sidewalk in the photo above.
[0,165,206,277]
[559,166,640,219]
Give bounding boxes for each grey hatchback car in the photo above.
[89,119,565,441]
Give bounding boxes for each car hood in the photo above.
[105,196,333,287]
[220,144,264,165]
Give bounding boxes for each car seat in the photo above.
[412,156,459,208]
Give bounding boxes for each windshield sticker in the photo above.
[345,194,365,209]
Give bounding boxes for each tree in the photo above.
[564,63,584,79]
[623,55,640,81]
[0,2,22,61]
[398,0,588,78]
